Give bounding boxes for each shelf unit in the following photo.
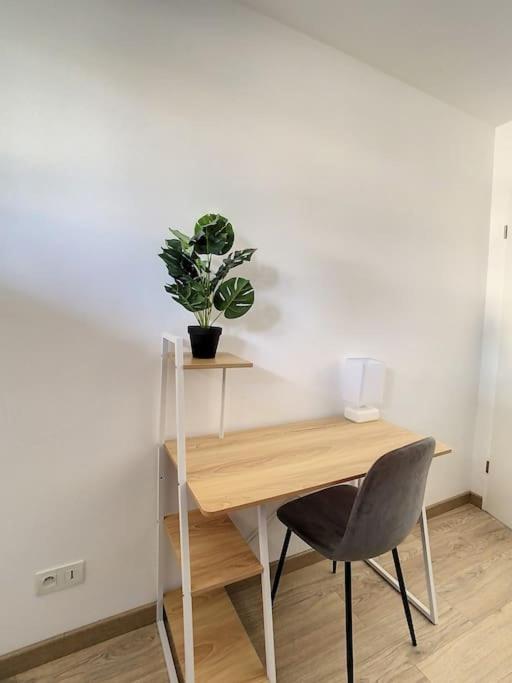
[157,335,268,683]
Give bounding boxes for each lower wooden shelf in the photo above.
[164,509,262,595]
[164,588,268,682]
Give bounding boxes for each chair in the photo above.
[271,437,435,683]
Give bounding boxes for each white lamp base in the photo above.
[344,406,380,423]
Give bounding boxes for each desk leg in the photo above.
[257,505,277,683]
[364,505,438,625]
[156,447,180,683]
[419,504,438,624]
[219,368,227,439]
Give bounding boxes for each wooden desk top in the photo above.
[165,416,451,516]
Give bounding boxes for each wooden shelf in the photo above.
[164,510,262,595]
[164,588,268,682]
[170,352,252,370]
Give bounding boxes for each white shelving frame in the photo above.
[157,334,196,682]
[156,333,276,683]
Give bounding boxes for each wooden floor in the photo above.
[7,505,512,682]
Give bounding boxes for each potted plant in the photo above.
[159,214,256,358]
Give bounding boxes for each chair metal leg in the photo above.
[392,547,417,647]
[333,560,337,574]
[344,562,354,683]
[271,528,291,604]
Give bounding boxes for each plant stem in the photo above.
[206,254,213,327]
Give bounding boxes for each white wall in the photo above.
[0,0,494,653]
[471,121,512,498]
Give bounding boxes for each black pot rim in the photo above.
[187,325,222,333]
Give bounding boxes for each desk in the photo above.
[164,415,451,682]
[166,416,450,516]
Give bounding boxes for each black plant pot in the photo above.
[188,326,222,359]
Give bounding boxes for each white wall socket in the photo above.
[35,560,85,596]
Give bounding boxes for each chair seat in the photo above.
[277,484,358,560]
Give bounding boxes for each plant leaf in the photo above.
[191,214,234,255]
[213,277,254,319]
[169,228,190,250]
[212,248,257,289]
[159,239,196,281]
[165,280,209,312]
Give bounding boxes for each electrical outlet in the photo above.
[35,561,85,596]
[35,569,59,595]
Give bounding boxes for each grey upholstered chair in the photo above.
[271,437,435,683]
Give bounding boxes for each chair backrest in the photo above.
[335,437,435,562]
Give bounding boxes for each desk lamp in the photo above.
[342,357,385,423]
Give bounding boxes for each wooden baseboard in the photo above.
[469,491,483,509]
[1,489,484,678]
[426,491,473,519]
[0,602,155,679]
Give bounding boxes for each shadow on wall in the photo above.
[240,242,281,332]
[215,249,281,334]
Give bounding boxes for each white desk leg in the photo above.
[179,484,195,682]
[365,505,438,624]
[219,368,227,439]
[156,448,180,683]
[174,338,195,682]
[157,619,180,683]
[157,340,179,683]
[257,505,277,683]
[420,505,438,624]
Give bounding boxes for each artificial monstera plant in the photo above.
[159,214,256,357]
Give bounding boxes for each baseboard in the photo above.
[0,602,155,679]
[426,491,474,519]
[1,490,484,678]
[469,491,483,509]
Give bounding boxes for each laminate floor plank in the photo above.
[418,602,512,682]
[12,625,167,683]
